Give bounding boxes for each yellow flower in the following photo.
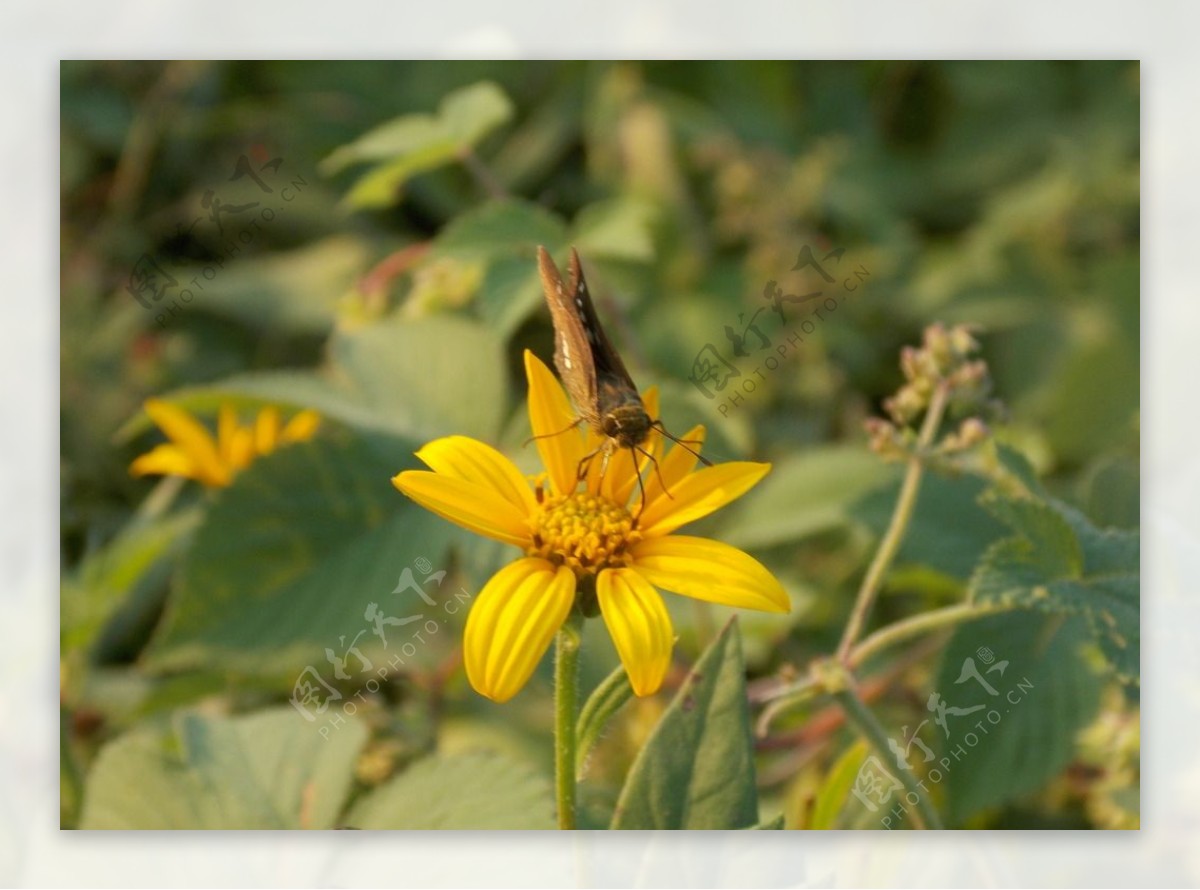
[130,399,321,488]
[392,351,788,702]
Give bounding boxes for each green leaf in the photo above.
[571,196,659,262]
[181,235,372,332]
[323,82,513,174]
[722,446,896,550]
[811,739,870,830]
[324,81,514,209]
[328,313,509,442]
[120,313,509,445]
[992,441,1047,497]
[971,490,1139,683]
[430,199,568,337]
[935,611,1103,823]
[1080,454,1139,529]
[322,116,449,175]
[439,81,517,147]
[345,751,554,829]
[145,433,459,676]
[80,708,367,829]
[475,253,548,338]
[611,618,760,829]
[62,507,201,655]
[851,472,1009,581]
[434,198,567,260]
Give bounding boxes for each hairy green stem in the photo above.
[833,688,944,830]
[836,383,949,663]
[554,612,584,829]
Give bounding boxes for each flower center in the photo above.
[528,492,640,576]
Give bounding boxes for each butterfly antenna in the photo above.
[650,420,713,467]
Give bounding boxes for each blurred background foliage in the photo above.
[60,60,1139,829]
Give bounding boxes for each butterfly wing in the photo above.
[538,246,598,424]
[562,248,641,397]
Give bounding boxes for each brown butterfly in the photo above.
[536,245,708,503]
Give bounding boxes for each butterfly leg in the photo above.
[574,443,606,486]
[524,416,585,447]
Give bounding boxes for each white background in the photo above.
[6,1,1195,886]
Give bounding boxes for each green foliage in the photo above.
[970,488,1140,684]
[192,236,373,332]
[810,739,871,830]
[63,506,201,656]
[934,612,1103,823]
[61,61,1139,831]
[80,709,367,829]
[722,446,896,550]
[119,313,509,444]
[611,619,767,829]
[346,751,556,829]
[146,433,457,677]
[323,81,515,209]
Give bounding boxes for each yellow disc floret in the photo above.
[528,492,640,576]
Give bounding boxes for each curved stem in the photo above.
[832,688,944,830]
[575,664,633,780]
[554,611,584,829]
[849,601,1011,669]
[755,676,821,738]
[836,383,949,663]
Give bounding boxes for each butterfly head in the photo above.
[603,406,653,450]
[599,388,652,450]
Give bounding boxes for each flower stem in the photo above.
[836,382,949,663]
[554,611,584,830]
[832,687,944,830]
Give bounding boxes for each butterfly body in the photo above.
[536,246,709,505]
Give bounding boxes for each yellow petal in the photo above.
[631,535,790,613]
[143,399,229,486]
[637,461,770,537]
[642,386,660,416]
[255,406,281,455]
[416,435,536,515]
[392,470,531,547]
[464,558,576,702]
[524,350,585,497]
[226,425,255,472]
[642,425,706,505]
[281,409,321,443]
[597,568,673,697]
[129,443,202,482]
